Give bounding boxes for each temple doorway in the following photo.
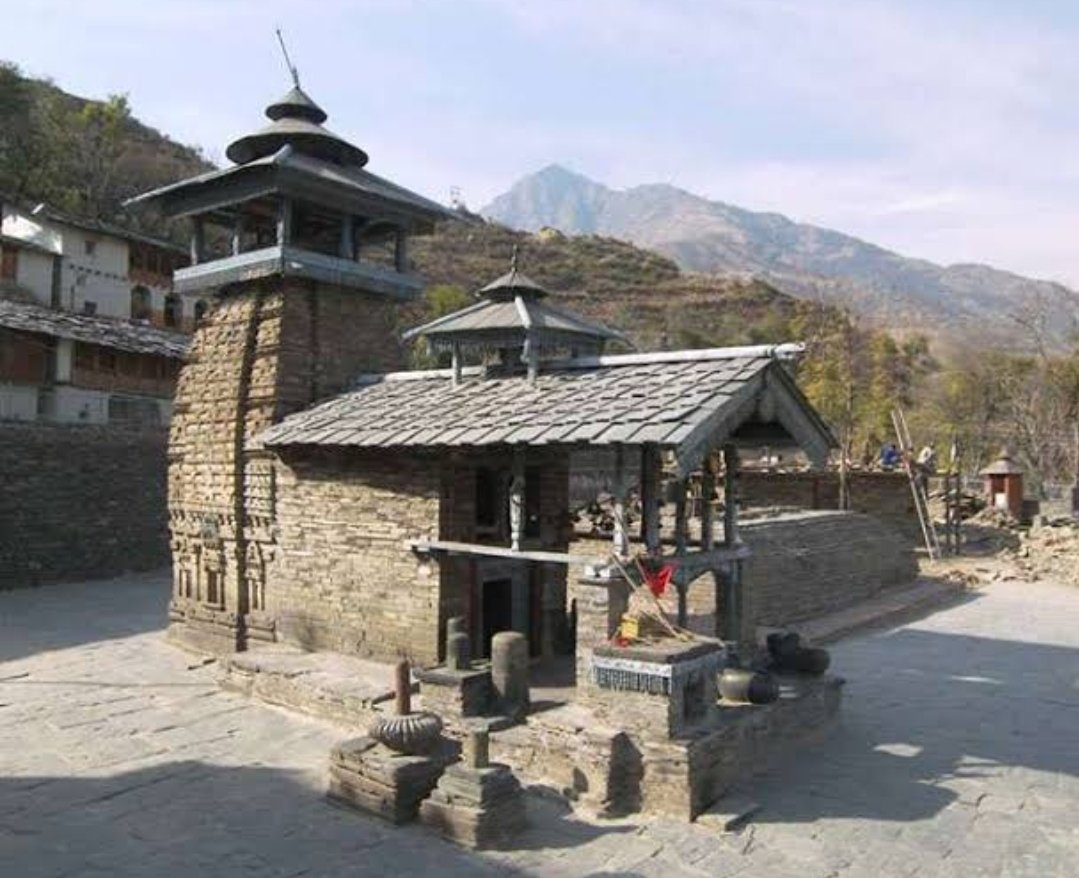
[480,577,513,658]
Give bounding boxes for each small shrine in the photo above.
[979,448,1024,520]
[131,68,849,828]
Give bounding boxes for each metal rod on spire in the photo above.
[275,27,301,87]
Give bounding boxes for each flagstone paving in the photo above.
[1,570,1077,876]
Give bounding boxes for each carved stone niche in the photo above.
[199,542,226,609]
[245,541,268,612]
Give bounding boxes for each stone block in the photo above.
[419,762,527,850]
[327,736,448,824]
[415,666,493,722]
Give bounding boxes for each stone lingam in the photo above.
[368,660,444,754]
[328,660,450,824]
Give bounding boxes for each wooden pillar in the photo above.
[701,453,716,551]
[612,445,629,559]
[451,342,462,386]
[276,197,293,247]
[640,445,661,554]
[190,216,205,265]
[339,214,356,260]
[525,340,539,383]
[673,479,688,553]
[509,449,525,552]
[394,228,409,273]
[231,214,245,257]
[721,444,744,647]
[722,444,739,546]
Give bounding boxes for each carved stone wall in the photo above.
[166,279,403,653]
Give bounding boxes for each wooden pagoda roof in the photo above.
[258,345,836,475]
[126,146,453,229]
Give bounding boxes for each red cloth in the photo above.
[643,563,675,597]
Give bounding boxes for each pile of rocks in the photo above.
[1008,518,1079,586]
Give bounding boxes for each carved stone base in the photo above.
[419,763,527,849]
[166,601,245,655]
[328,736,450,825]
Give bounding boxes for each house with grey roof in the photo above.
[0,298,188,424]
[1,197,199,330]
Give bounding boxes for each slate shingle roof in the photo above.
[0,299,190,359]
[402,297,626,345]
[258,345,829,465]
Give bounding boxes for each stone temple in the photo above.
[130,80,852,823]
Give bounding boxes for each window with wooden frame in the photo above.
[163,293,182,328]
[130,286,152,320]
[0,246,17,281]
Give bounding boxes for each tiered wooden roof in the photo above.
[258,345,834,474]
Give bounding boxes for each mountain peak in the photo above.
[481,166,1079,345]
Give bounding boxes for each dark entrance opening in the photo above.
[481,578,513,658]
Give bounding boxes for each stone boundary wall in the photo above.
[740,470,918,539]
[741,510,918,628]
[0,420,169,588]
[571,509,917,637]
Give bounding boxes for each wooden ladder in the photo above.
[892,407,941,560]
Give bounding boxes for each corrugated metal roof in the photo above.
[0,300,190,359]
[258,346,833,471]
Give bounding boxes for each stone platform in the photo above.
[328,736,450,824]
[218,646,400,727]
[490,674,843,821]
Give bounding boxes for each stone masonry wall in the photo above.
[673,511,918,637]
[0,421,168,588]
[166,280,405,651]
[570,509,917,640]
[740,470,919,539]
[269,447,443,664]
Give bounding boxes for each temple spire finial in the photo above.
[510,244,520,275]
[275,27,301,88]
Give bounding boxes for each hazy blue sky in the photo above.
[4,0,1079,284]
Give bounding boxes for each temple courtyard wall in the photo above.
[0,420,169,589]
[739,470,919,540]
[571,509,918,639]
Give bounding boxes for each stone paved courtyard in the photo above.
[2,571,1077,877]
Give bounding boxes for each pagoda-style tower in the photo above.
[403,253,627,381]
[129,81,450,653]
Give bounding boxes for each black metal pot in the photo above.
[718,668,780,704]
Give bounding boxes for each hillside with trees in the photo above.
[0,62,211,238]
[4,63,1079,493]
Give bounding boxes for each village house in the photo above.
[0,198,193,424]
[1,198,202,329]
[0,298,187,425]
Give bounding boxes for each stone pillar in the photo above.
[571,573,630,689]
[490,631,529,721]
[463,728,490,769]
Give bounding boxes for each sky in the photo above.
[4,0,1079,285]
